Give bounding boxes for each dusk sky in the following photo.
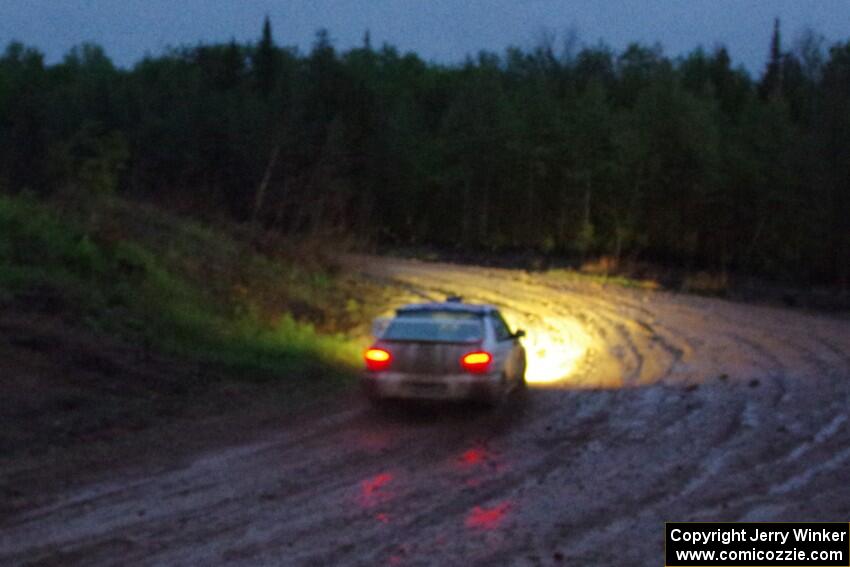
[2,0,850,75]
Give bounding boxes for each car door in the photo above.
[489,313,521,382]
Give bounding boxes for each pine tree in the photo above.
[759,18,783,99]
[253,15,277,97]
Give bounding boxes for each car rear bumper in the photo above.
[361,371,503,402]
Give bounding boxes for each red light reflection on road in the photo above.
[455,445,508,489]
[459,447,486,466]
[465,501,511,530]
[358,472,394,509]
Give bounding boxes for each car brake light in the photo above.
[365,347,392,371]
[461,351,492,374]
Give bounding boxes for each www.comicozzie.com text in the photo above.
[669,527,848,546]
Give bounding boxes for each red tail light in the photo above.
[461,351,492,374]
[365,347,392,371]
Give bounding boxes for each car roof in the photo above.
[396,302,497,316]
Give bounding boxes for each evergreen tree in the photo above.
[253,15,277,97]
[759,18,783,99]
[1,25,848,285]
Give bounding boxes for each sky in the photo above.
[2,0,850,75]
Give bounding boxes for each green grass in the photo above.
[0,193,361,382]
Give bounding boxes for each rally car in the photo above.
[362,297,526,404]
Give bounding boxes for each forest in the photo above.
[1,18,848,286]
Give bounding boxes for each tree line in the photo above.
[1,18,848,286]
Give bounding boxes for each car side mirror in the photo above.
[514,329,526,338]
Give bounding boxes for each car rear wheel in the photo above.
[514,356,527,391]
[516,371,527,391]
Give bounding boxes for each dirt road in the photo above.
[2,257,849,566]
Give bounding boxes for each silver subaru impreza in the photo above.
[362,298,526,405]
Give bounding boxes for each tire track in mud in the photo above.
[2,257,848,566]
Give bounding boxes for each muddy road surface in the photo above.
[2,257,849,565]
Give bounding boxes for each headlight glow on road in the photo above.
[514,316,592,385]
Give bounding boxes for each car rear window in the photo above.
[397,310,482,320]
[381,316,483,343]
